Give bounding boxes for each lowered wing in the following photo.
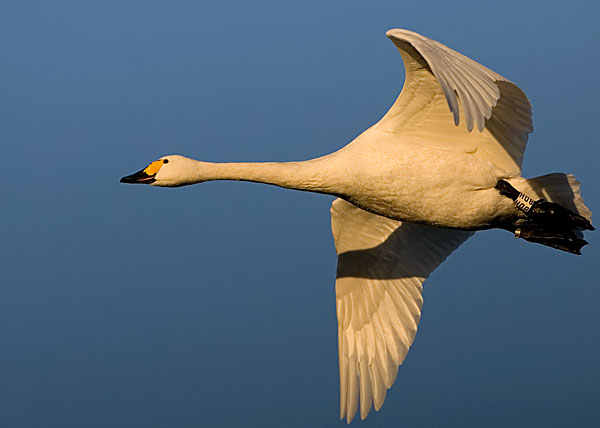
[331,199,472,422]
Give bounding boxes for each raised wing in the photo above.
[376,29,533,176]
[331,199,472,422]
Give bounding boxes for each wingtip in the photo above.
[385,29,397,39]
[385,28,411,40]
[385,28,420,37]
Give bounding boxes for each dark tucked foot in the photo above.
[496,179,594,255]
[527,200,594,231]
[496,179,594,231]
[515,226,589,255]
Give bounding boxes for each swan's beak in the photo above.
[120,160,163,184]
[120,168,156,184]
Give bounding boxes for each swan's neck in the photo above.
[184,156,343,195]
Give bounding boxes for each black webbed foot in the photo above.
[496,179,593,231]
[527,200,594,231]
[515,226,589,255]
[496,179,594,255]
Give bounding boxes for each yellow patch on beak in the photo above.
[143,160,164,176]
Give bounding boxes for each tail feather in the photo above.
[507,173,592,221]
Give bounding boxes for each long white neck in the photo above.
[172,155,344,195]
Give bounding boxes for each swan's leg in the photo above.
[495,180,593,254]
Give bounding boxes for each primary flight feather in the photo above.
[121,29,593,423]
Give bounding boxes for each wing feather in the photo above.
[377,29,532,176]
[331,199,472,422]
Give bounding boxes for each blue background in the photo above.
[2,1,599,427]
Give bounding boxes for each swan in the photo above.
[120,29,593,422]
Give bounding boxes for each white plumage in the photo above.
[332,199,472,421]
[121,29,592,423]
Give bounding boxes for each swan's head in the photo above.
[120,155,201,187]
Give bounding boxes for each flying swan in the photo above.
[121,29,594,422]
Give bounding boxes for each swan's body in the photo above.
[316,131,515,229]
[121,29,593,422]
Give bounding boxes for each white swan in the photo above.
[121,29,593,422]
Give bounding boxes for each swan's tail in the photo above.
[501,173,594,254]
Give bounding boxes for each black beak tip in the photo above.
[120,170,156,184]
[120,174,138,184]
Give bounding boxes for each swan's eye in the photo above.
[163,159,169,164]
